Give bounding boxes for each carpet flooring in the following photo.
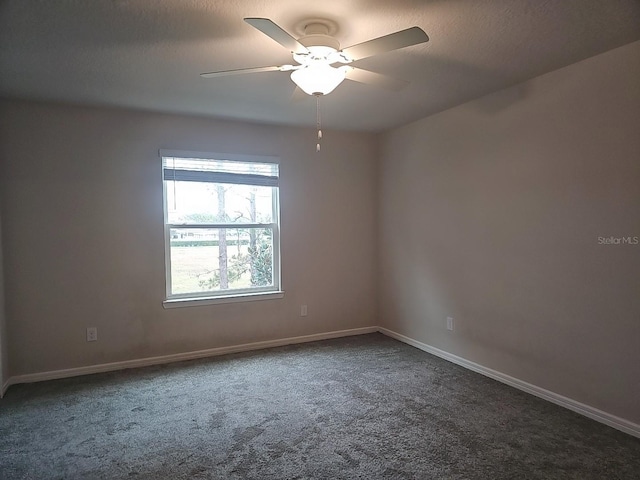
[0,333,638,479]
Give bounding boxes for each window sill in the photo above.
[163,291,285,309]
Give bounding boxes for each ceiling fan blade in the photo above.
[340,27,429,62]
[344,67,409,91]
[200,65,290,78]
[244,18,308,54]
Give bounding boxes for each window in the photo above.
[161,150,282,306]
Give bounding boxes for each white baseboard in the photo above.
[378,327,640,438]
[5,326,377,389]
[4,325,638,439]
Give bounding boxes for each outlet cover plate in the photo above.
[86,327,98,342]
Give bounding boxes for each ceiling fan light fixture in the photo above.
[290,64,346,96]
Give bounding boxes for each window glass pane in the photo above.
[170,227,274,295]
[166,181,274,225]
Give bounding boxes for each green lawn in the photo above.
[170,245,252,294]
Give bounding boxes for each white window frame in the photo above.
[160,150,283,308]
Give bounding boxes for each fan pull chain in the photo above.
[316,94,322,153]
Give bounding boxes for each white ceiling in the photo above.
[1,0,639,132]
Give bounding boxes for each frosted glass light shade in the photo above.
[290,65,346,95]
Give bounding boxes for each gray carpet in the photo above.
[0,333,638,479]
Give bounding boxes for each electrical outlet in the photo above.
[300,305,308,317]
[446,317,454,331]
[86,327,98,342]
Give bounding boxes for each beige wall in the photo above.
[0,100,377,376]
[379,41,640,423]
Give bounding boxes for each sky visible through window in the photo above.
[166,181,274,225]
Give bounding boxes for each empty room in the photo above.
[0,1,638,478]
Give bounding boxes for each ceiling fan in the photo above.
[201,18,430,97]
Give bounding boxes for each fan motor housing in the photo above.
[299,34,340,51]
[299,22,340,51]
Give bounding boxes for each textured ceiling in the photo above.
[1,0,639,132]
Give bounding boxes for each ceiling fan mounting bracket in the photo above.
[293,18,339,37]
